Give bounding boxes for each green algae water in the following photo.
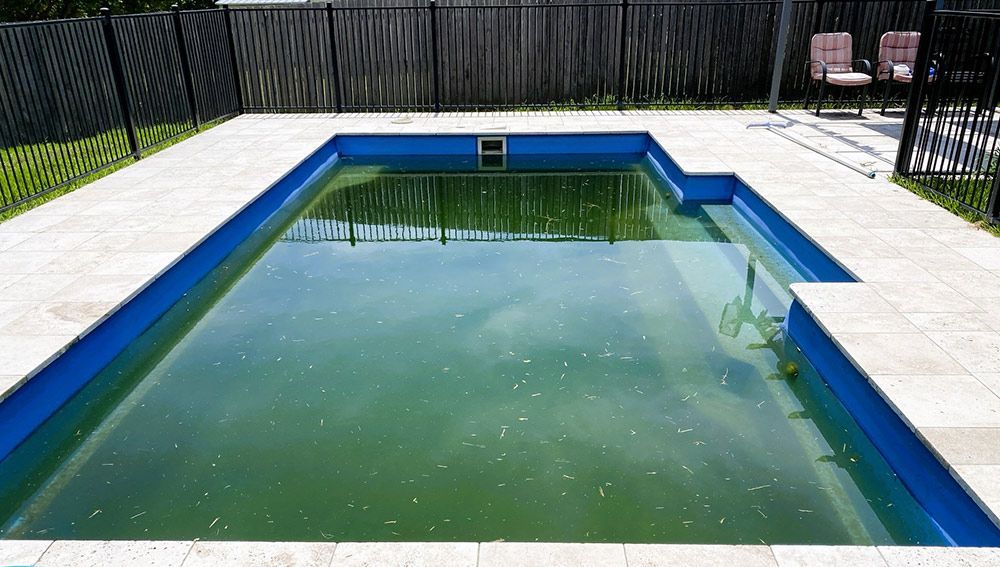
[0,156,946,545]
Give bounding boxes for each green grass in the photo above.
[0,119,228,223]
[890,173,1000,238]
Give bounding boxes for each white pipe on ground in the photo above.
[747,122,877,179]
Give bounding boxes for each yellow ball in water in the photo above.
[782,362,799,378]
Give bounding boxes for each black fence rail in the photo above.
[3,0,1000,213]
[895,6,1000,221]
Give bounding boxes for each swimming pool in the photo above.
[0,134,996,545]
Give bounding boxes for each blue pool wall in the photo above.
[786,303,1000,546]
[0,132,998,545]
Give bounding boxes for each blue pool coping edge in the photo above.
[0,132,997,545]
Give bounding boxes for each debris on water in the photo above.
[782,361,799,378]
[748,485,771,491]
[384,520,397,524]
[798,509,814,513]
[678,428,693,433]
[598,486,605,497]
[531,393,541,397]
[563,475,575,480]
[88,509,101,519]
[130,511,146,520]
[209,517,220,529]
[462,442,486,449]
[500,426,509,439]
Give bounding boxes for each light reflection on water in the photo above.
[0,156,946,545]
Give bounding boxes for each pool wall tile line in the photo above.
[1,112,1000,557]
[4,540,1000,566]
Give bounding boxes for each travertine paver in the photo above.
[771,545,887,567]
[35,540,192,567]
[479,542,626,567]
[2,110,1000,562]
[0,539,52,565]
[331,542,477,567]
[625,544,777,566]
[878,545,1000,566]
[182,541,336,567]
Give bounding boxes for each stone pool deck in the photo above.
[0,110,999,565]
[3,540,1000,566]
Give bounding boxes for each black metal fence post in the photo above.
[616,0,629,111]
[100,7,141,159]
[429,0,441,113]
[172,4,200,129]
[894,0,937,175]
[223,6,245,113]
[768,0,793,112]
[988,173,1000,222]
[326,2,344,113]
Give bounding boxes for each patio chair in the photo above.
[877,31,921,115]
[804,32,873,117]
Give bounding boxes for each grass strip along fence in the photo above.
[1,0,999,215]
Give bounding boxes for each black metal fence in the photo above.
[3,0,1000,213]
[895,5,1000,221]
[0,8,238,211]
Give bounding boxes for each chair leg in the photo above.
[858,83,867,117]
[816,80,826,116]
[804,80,812,110]
[881,80,891,116]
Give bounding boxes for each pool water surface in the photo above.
[0,155,947,545]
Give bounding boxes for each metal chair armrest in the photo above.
[806,59,828,81]
[879,59,895,81]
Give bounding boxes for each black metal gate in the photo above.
[895,2,1000,221]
